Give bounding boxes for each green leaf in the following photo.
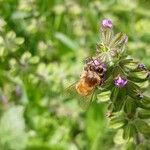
[127,81,141,99]
[119,58,134,66]
[123,123,137,140]
[97,91,111,102]
[0,106,28,150]
[138,109,150,119]
[136,96,150,110]
[101,76,113,91]
[113,65,125,77]
[101,28,113,46]
[123,61,138,70]
[109,32,126,49]
[110,87,127,112]
[134,119,150,135]
[128,71,148,82]
[141,96,150,108]
[55,32,79,51]
[110,87,119,102]
[124,98,137,114]
[86,103,106,142]
[109,114,126,129]
[135,144,149,150]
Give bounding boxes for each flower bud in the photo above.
[114,76,128,88]
[101,19,113,28]
[137,63,146,70]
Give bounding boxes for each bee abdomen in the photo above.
[75,80,93,96]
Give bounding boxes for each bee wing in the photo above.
[78,89,96,110]
[64,83,97,110]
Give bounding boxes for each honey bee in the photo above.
[66,57,107,108]
[76,57,106,94]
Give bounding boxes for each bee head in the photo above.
[86,58,107,74]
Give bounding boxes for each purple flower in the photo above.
[101,19,113,28]
[114,76,128,88]
[137,64,146,70]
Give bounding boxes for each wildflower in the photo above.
[97,19,127,62]
[101,19,113,28]
[114,76,128,88]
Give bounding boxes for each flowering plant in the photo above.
[94,19,150,145]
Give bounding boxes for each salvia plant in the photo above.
[86,19,150,147]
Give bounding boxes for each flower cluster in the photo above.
[96,19,128,62]
[95,19,150,142]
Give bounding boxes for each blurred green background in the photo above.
[0,0,149,150]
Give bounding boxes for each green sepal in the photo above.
[109,113,127,129]
[138,109,150,119]
[97,91,111,103]
[110,87,119,102]
[110,87,127,112]
[139,96,150,108]
[126,81,141,99]
[119,58,134,67]
[100,76,113,91]
[113,65,125,77]
[100,28,113,46]
[109,32,126,48]
[123,122,137,140]
[128,71,148,82]
[104,65,114,79]
[134,119,150,136]
[124,98,137,114]
[123,61,139,70]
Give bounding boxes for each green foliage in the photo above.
[0,106,27,150]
